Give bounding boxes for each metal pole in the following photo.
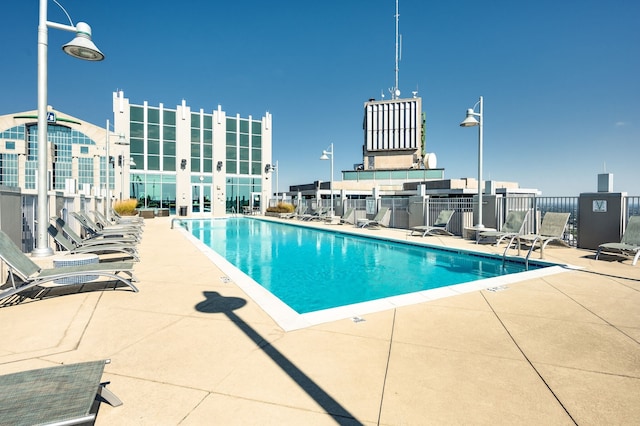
[33,0,53,256]
[105,119,110,221]
[477,96,484,229]
[330,143,334,217]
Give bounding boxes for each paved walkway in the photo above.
[1,216,639,425]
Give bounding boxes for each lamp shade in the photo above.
[62,22,104,61]
[320,152,330,160]
[460,109,480,127]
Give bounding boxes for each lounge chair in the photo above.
[0,360,122,425]
[48,224,140,262]
[410,210,455,237]
[71,212,142,240]
[0,229,138,302]
[595,215,640,265]
[477,210,530,245]
[339,207,356,225]
[299,207,327,221]
[94,209,144,227]
[54,217,138,247]
[517,212,571,258]
[357,207,390,228]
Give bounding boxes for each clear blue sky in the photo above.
[1,0,638,196]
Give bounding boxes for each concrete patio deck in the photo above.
[1,216,639,425]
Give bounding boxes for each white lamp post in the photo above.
[320,143,334,218]
[460,96,484,230]
[33,0,104,256]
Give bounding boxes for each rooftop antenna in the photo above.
[389,0,401,99]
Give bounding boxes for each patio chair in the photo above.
[357,207,390,228]
[54,217,139,247]
[71,212,142,240]
[477,210,530,245]
[595,215,640,266]
[339,207,356,225]
[0,360,122,426]
[409,210,455,237]
[48,224,140,262]
[300,207,327,221]
[0,229,138,302]
[516,212,571,259]
[94,209,144,228]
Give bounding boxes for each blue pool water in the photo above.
[188,217,545,314]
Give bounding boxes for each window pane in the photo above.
[147,155,160,170]
[203,115,212,128]
[226,146,237,160]
[239,120,249,133]
[226,132,236,145]
[239,161,249,174]
[191,113,200,127]
[240,134,249,147]
[130,122,144,138]
[148,107,160,123]
[226,118,236,131]
[252,135,261,147]
[239,147,249,161]
[148,140,160,155]
[130,138,144,155]
[163,141,176,156]
[130,106,144,122]
[191,128,200,142]
[163,156,176,171]
[163,125,176,141]
[252,121,262,135]
[148,123,160,139]
[163,110,176,125]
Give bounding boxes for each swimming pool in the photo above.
[183,217,567,330]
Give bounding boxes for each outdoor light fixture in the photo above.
[217,161,223,171]
[320,143,334,218]
[180,159,187,170]
[460,95,484,230]
[33,0,104,256]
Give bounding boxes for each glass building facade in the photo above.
[113,91,272,216]
[0,117,106,195]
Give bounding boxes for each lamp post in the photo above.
[460,96,484,230]
[320,143,334,218]
[33,0,104,256]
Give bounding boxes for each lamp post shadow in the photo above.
[196,291,363,425]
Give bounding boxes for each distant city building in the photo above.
[362,97,426,170]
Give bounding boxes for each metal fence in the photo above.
[11,193,640,253]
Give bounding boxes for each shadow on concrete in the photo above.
[196,291,363,425]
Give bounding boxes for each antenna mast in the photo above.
[392,0,400,99]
